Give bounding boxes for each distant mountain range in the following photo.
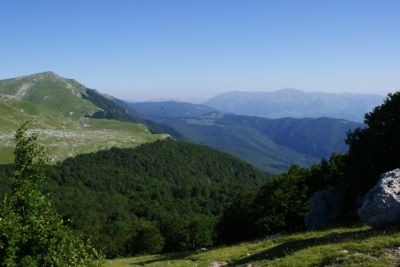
[128,101,364,173]
[205,89,385,122]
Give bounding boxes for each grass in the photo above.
[0,99,165,163]
[0,72,168,163]
[0,71,99,119]
[106,225,400,267]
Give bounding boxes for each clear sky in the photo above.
[1,0,399,101]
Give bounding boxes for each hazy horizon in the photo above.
[0,71,390,103]
[1,0,399,101]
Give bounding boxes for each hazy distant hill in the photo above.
[205,89,384,122]
[131,101,217,119]
[0,72,165,163]
[218,114,362,159]
[129,101,363,173]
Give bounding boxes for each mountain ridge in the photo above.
[0,72,165,163]
[128,101,363,173]
[205,89,385,122]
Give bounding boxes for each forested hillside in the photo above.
[0,139,270,257]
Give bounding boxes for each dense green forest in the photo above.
[0,139,269,257]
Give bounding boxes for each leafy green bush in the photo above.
[159,214,216,252]
[0,123,103,266]
[217,166,311,243]
[252,166,310,233]
[127,220,165,255]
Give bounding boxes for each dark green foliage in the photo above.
[216,193,257,244]
[0,123,102,266]
[306,153,348,193]
[127,220,165,255]
[218,166,311,244]
[217,155,350,244]
[252,166,310,233]
[346,92,400,196]
[158,214,216,252]
[0,139,269,257]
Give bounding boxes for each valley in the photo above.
[128,101,362,173]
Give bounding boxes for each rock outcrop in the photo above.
[358,168,400,228]
[305,188,345,229]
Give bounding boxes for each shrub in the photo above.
[0,123,103,266]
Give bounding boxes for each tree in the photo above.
[186,215,215,249]
[346,92,400,195]
[0,123,103,266]
[252,166,310,234]
[128,220,164,255]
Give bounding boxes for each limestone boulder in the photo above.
[358,168,400,228]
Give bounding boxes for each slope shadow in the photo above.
[228,228,397,266]
[126,251,194,266]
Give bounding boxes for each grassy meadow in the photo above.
[106,225,400,267]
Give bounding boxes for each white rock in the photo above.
[358,168,400,227]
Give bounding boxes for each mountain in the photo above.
[128,101,363,173]
[205,89,385,122]
[218,114,361,159]
[130,101,217,119]
[0,139,270,256]
[0,72,165,163]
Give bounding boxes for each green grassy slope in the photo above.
[0,71,99,119]
[0,72,165,163]
[106,225,400,267]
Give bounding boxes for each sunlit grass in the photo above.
[0,100,165,164]
[106,225,400,267]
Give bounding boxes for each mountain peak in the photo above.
[0,72,100,118]
[274,88,304,94]
[25,71,63,80]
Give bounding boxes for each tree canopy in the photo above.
[346,92,400,195]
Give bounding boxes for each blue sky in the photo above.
[1,0,399,101]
